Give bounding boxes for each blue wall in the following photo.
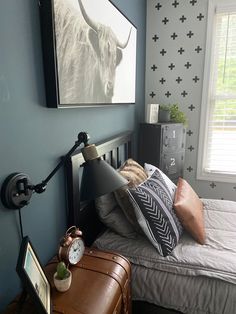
[0,0,146,310]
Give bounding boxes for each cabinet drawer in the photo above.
[160,151,185,179]
[161,124,186,153]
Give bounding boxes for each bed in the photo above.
[64,131,236,314]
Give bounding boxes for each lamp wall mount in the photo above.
[1,173,33,210]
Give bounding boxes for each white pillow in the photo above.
[144,163,176,201]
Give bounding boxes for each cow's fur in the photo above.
[54,0,124,104]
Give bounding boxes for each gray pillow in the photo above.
[95,193,137,239]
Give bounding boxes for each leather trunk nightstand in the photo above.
[4,248,132,314]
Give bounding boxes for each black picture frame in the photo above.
[39,0,137,108]
[16,236,52,314]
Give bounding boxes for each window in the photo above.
[197,0,236,183]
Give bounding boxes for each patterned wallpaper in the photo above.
[145,0,236,201]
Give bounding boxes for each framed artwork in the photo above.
[39,0,137,108]
[16,236,52,314]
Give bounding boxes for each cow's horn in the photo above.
[78,0,98,32]
[117,28,132,49]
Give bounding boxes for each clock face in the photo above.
[68,238,85,265]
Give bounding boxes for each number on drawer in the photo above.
[170,158,176,166]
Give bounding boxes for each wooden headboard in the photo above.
[64,131,133,246]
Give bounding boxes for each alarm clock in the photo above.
[58,226,85,265]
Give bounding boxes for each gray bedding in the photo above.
[94,199,236,314]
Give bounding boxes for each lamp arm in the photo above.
[0,132,90,210]
[33,132,89,194]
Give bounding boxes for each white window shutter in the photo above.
[198,2,236,181]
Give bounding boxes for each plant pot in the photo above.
[158,109,170,122]
[53,270,72,292]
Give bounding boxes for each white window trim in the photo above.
[197,0,236,184]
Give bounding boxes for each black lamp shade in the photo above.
[80,159,128,201]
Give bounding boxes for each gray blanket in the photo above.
[94,199,236,314]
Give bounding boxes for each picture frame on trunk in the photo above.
[39,0,137,108]
[16,236,52,314]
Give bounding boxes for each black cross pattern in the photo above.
[195,46,202,53]
[178,47,185,55]
[171,32,178,40]
[187,130,193,136]
[172,0,179,8]
[162,17,169,24]
[151,64,157,71]
[187,166,193,172]
[210,182,216,188]
[149,91,156,98]
[184,61,192,69]
[155,3,162,10]
[188,104,195,111]
[188,145,195,152]
[190,0,197,5]
[197,13,204,21]
[181,90,188,97]
[193,75,200,82]
[152,34,159,42]
[180,15,187,23]
[160,49,167,56]
[168,63,175,70]
[160,78,166,84]
[165,91,171,98]
[187,31,194,38]
[176,77,183,84]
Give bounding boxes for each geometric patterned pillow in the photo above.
[128,170,183,256]
[144,163,176,201]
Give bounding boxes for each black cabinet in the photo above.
[138,123,186,182]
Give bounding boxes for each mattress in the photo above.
[94,199,236,314]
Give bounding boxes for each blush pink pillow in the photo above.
[174,178,205,245]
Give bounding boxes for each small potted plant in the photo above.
[158,104,171,122]
[53,261,72,292]
[169,104,188,126]
[158,104,188,126]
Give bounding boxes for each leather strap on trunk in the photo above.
[78,251,130,313]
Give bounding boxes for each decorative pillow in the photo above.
[114,159,148,232]
[128,169,183,256]
[144,163,176,201]
[174,178,205,245]
[95,193,137,239]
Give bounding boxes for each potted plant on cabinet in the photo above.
[169,104,188,126]
[158,104,188,126]
[158,104,171,122]
[53,261,72,292]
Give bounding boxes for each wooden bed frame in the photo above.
[64,131,133,246]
